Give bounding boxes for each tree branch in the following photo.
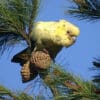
[28,0,39,34]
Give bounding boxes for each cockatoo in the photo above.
[12,19,80,63]
[30,19,80,58]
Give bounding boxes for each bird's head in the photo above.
[53,20,80,47]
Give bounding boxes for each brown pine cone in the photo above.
[30,51,51,70]
[21,61,38,83]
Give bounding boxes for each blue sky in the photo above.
[0,0,100,91]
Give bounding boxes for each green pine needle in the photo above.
[0,0,40,55]
[67,0,100,21]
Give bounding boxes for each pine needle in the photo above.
[0,0,40,55]
[66,0,100,21]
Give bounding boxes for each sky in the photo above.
[0,0,100,92]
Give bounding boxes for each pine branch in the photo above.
[43,64,98,98]
[0,85,33,100]
[0,85,17,100]
[0,0,40,54]
[91,58,100,91]
[0,32,24,55]
[28,0,40,34]
[67,0,100,21]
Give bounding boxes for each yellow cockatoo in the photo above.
[30,19,80,58]
[12,19,80,63]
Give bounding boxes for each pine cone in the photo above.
[21,61,38,83]
[30,51,51,70]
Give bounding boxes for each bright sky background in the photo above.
[0,0,100,92]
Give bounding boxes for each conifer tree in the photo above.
[0,0,100,99]
[67,0,100,21]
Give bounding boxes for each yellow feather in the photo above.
[30,19,80,56]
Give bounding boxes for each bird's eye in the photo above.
[66,30,71,34]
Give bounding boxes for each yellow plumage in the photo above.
[30,19,80,58]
